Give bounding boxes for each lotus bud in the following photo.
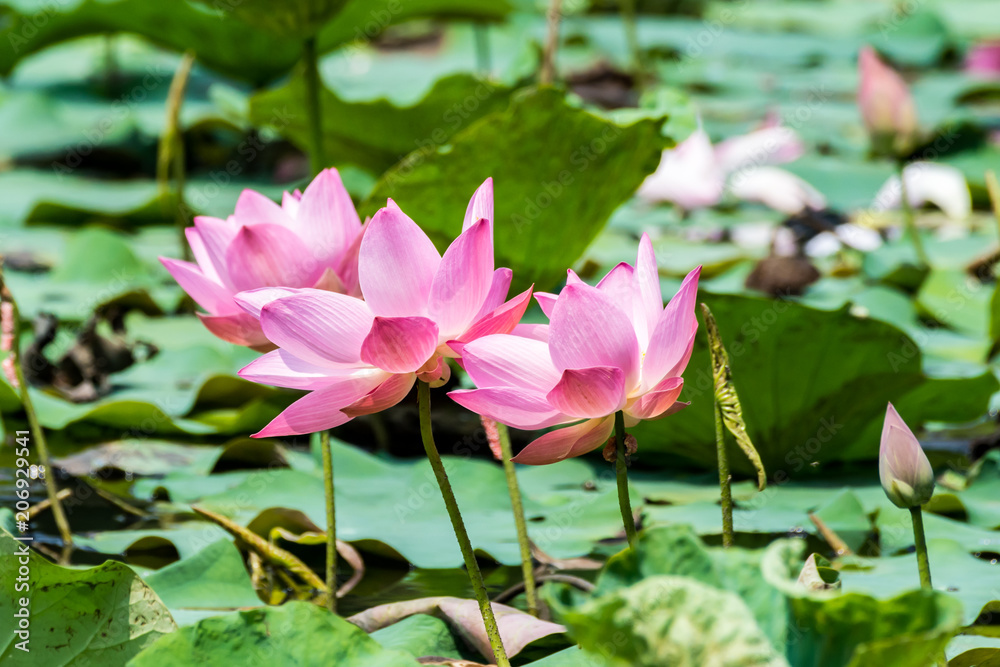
[857,47,919,157]
[1,300,17,388]
[879,403,935,508]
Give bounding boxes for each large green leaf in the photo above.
[0,0,511,84]
[554,575,789,667]
[593,525,787,647]
[762,539,966,667]
[128,601,419,666]
[361,87,673,293]
[250,73,515,175]
[0,529,176,665]
[631,293,997,472]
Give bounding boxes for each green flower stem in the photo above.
[897,161,929,267]
[418,381,510,667]
[320,429,337,614]
[473,23,491,75]
[302,36,325,176]
[540,0,563,85]
[620,0,644,88]
[493,420,538,617]
[614,410,637,549]
[909,506,932,589]
[1,277,72,552]
[715,403,734,548]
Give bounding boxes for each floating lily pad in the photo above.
[0,529,177,665]
[143,538,262,626]
[129,601,419,666]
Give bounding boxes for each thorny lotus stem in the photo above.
[909,506,933,590]
[102,33,118,96]
[157,51,195,262]
[320,429,337,614]
[715,403,734,548]
[192,506,325,593]
[0,275,72,552]
[303,36,325,177]
[485,418,538,616]
[614,410,638,549]
[620,0,644,88]
[986,169,1000,240]
[418,381,510,667]
[540,0,563,85]
[897,161,930,268]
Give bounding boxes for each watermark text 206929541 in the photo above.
[12,429,33,653]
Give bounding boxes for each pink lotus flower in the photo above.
[236,179,533,437]
[858,46,919,156]
[160,168,364,350]
[965,40,1000,78]
[879,403,935,509]
[449,235,700,465]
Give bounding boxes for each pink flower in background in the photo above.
[713,123,804,173]
[637,127,726,211]
[880,403,935,509]
[857,46,919,155]
[160,168,364,350]
[637,121,820,214]
[236,179,534,437]
[965,40,1000,78]
[449,235,700,465]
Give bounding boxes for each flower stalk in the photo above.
[614,410,637,549]
[540,0,562,85]
[714,403,734,548]
[156,51,195,263]
[485,418,538,616]
[0,273,72,552]
[621,0,644,88]
[909,506,932,589]
[302,36,325,176]
[897,161,930,268]
[701,303,767,548]
[319,429,337,614]
[418,381,510,667]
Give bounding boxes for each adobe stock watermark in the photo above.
[51,65,171,178]
[10,429,34,656]
[509,123,625,234]
[7,0,73,54]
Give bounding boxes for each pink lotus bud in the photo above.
[858,47,919,156]
[879,403,935,508]
[1,301,14,352]
[481,416,503,461]
[965,40,1000,78]
[3,356,18,389]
